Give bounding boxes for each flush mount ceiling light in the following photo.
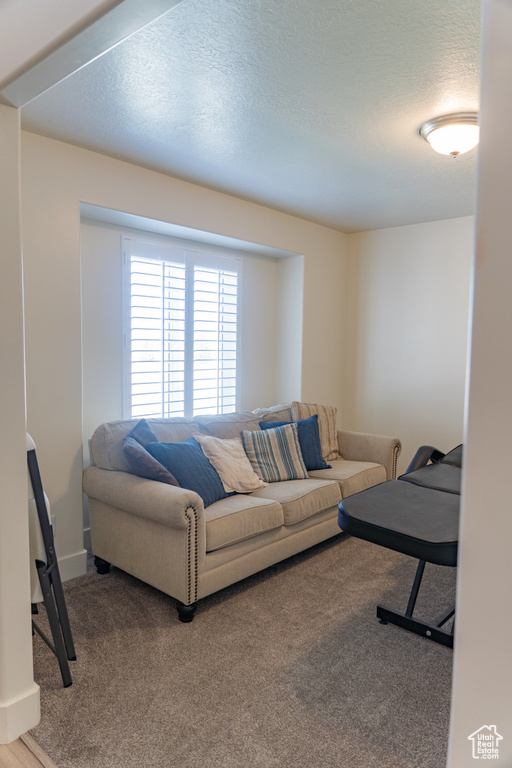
[419,113,479,158]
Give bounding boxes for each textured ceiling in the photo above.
[19,0,481,233]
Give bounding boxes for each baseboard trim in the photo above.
[58,548,88,582]
[0,684,40,744]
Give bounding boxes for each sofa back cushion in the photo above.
[89,405,295,472]
[194,410,262,438]
[90,417,204,471]
[252,402,293,423]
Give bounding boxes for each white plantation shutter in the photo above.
[193,264,239,415]
[123,237,240,419]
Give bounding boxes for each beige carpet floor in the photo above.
[31,534,455,768]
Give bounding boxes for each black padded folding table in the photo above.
[338,445,462,648]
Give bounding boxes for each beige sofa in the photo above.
[83,403,401,621]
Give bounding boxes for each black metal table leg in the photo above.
[377,559,454,648]
[405,559,426,617]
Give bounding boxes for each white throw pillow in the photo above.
[193,434,267,493]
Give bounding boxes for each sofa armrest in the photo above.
[83,465,204,529]
[337,430,401,480]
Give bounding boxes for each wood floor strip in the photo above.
[21,734,59,768]
[0,734,58,768]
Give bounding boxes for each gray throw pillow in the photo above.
[127,417,158,448]
[123,421,179,486]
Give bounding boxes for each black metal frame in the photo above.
[28,448,76,687]
[377,558,455,648]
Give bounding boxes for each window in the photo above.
[123,236,241,419]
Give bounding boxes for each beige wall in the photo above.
[344,217,474,473]
[81,222,124,453]
[275,254,304,402]
[21,131,347,578]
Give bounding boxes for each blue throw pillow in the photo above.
[146,437,230,507]
[259,414,331,471]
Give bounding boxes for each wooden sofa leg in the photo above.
[94,556,111,575]
[176,601,197,622]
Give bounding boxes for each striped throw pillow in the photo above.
[291,401,341,461]
[240,423,308,483]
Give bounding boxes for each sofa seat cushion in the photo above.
[308,459,386,498]
[205,495,284,552]
[250,478,341,526]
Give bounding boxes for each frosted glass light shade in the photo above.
[419,113,479,158]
